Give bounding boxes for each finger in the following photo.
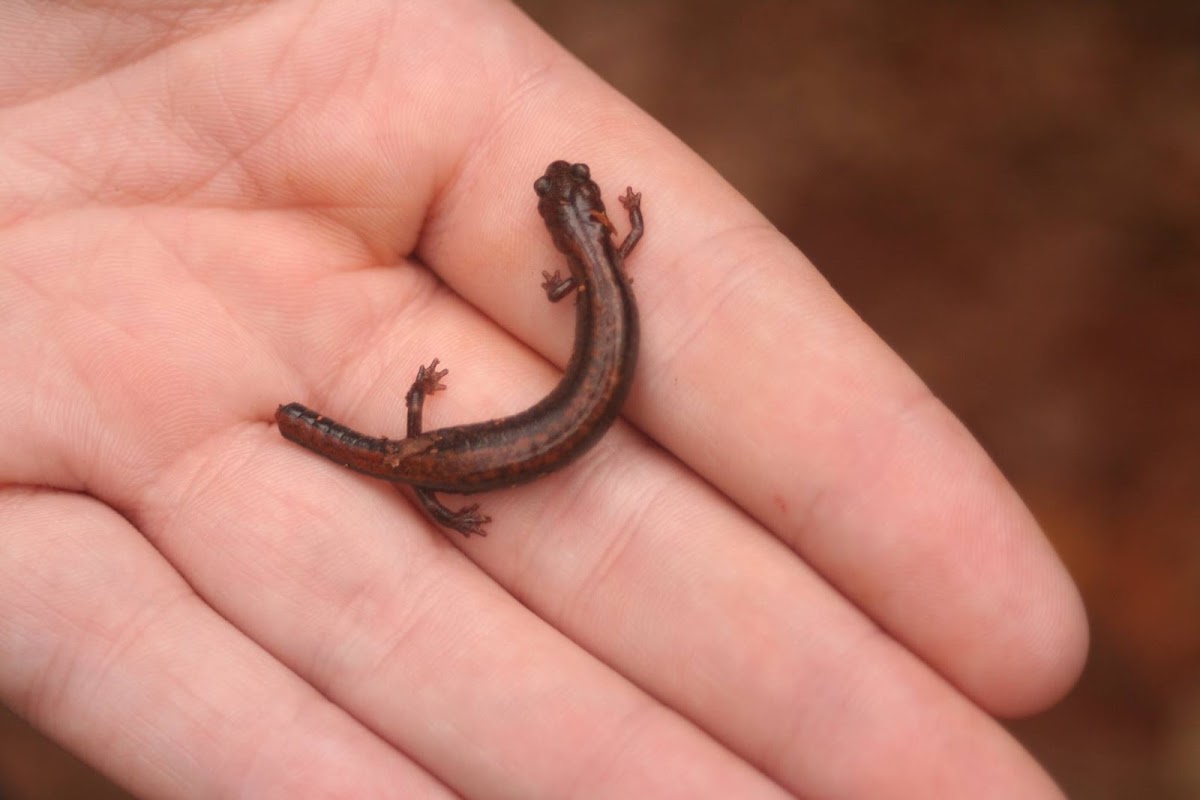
[7,225,1064,798]
[132,424,793,799]
[403,13,1087,714]
[251,279,1060,798]
[468,425,1067,798]
[0,489,449,799]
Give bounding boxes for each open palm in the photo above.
[0,3,1086,798]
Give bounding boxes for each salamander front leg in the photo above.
[541,269,577,302]
[617,187,643,259]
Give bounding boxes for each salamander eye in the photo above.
[571,163,590,181]
[534,176,551,196]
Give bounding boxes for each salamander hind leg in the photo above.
[414,488,490,536]
[405,359,449,437]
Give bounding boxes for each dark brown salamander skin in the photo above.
[276,161,642,536]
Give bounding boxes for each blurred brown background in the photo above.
[3,1,1196,797]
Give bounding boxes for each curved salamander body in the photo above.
[276,161,643,535]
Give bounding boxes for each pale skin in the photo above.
[0,2,1087,798]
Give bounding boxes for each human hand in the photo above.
[0,2,1086,797]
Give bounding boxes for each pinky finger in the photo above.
[0,489,451,799]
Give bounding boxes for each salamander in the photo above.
[275,161,643,535]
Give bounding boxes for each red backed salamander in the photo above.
[275,161,643,536]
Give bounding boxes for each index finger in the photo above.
[417,11,1087,718]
